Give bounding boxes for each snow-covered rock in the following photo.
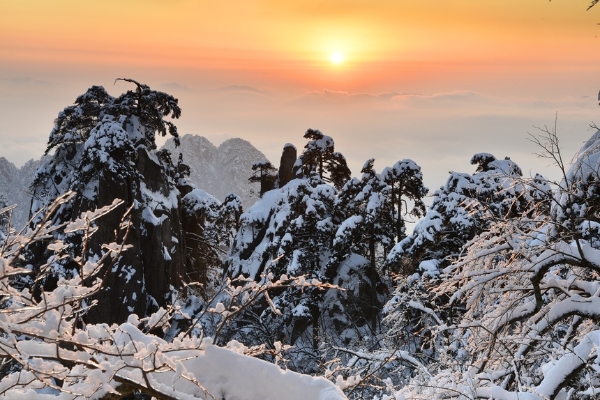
[552,129,600,233]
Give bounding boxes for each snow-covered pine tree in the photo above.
[249,160,277,196]
[293,129,351,190]
[181,189,242,296]
[228,130,350,285]
[216,193,243,247]
[226,174,337,360]
[380,159,428,244]
[331,159,391,271]
[320,155,427,398]
[372,153,549,393]
[225,132,386,373]
[386,153,540,275]
[322,158,392,345]
[28,79,192,324]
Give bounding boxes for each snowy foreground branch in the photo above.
[396,218,600,399]
[0,195,346,400]
[0,324,345,400]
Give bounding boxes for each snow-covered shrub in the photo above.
[387,152,549,275]
[396,129,600,399]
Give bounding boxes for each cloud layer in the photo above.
[0,77,597,200]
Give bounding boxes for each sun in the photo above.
[330,52,344,64]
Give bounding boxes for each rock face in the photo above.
[276,143,297,188]
[161,135,270,209]
[0,157,44,229]
[28,83,192,325]
[31,123,188,325]
[90,148,187,324]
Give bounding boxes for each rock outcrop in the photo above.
[276,143,297,188]
[28,83,192,325]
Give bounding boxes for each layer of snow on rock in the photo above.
[567,130,600,182]
[151,338,347,400]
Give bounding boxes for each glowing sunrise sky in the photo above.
[1,0,600,195]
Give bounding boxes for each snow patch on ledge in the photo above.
[188,342,347,400]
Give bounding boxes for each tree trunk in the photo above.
[396,188,403,241]
[310,302,320,351]
[319,156,324,180]
[369,224,376,270]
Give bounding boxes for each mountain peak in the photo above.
[161,134,270,209]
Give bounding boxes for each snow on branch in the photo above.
[0,196,346,399]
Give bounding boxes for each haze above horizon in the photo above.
[1,0,599,191]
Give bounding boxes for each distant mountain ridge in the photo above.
[0,157,44,229]
[161,135,269,209]
[0,135,268,229]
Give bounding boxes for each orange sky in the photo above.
[1,0,599,193]
[2,1,598,91]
